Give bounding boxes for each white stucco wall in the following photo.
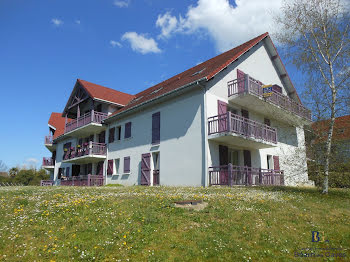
[106,87,205,186]
[204,40,311,186]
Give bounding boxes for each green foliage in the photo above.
[0,168,49,186]
[308,161,350,188]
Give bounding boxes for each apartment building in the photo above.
[42,32,314,187]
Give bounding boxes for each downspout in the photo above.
[105,122,109,185]
[198,81,209,187]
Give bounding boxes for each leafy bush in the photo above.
[308,161,350,188]
[0,169,49,186]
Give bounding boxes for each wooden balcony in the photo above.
[60,175,104,186]
[209,164,284,186]
[62,142,106,164]
[227,75,311,125]
[44,135,56,151]
[40,175,104,186]
[208,112,277,149]
[42,157,55,170]
[64,110,108,136]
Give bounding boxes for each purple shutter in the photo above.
[125,122,131,138]
[219,145,228,185]
[107,160,113,175]
[273,156,280,170]
[152,112,160,144]
[218,100,228,132]
[109,128,115,143]
[124,157,130,173]
[272,85,282,94]
[97,161,104,176]
[99,131,105,143]
[141,153,151,185]
[237,69,246,93]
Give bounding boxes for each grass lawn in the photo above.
[0,186,349,261]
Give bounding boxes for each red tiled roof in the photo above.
[77,79,135,106]
[48,112,69,139]
[108,32,269,119]
[312,115,350,142]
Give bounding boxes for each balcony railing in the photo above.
[208,112,277,144]
[60,175,104,186]
[63,142,106,161]
[227,75,311,120]
[209,164,284,186]
[42,157,55,166]
[45,135,53,144]
[65,110,108,134]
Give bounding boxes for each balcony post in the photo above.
[228,163,233,186]
[245,74,249,93]
[227,111,231,132]
[91,109,94,123]
[89,141,92,155]
[271,170,275,185]
[259,168,262,185]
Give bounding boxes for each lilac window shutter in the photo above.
[217,100,228,132]
[107,159,113,175]
[237,69,246,93]
[152,112,160,144]
[125,122,131,138]
[124,157,130,173]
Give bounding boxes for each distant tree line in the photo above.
[0,167,50,186]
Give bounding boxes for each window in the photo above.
[124,157,130,173]
[114,159,120,174]
[99,131,105,143]
[152,112,160,144]
[116,126,121,140]
[107,159,114,175]
[108,127,115,143]
[66,167,70,177]
[58,168,64,179]
[267,155,273,170]
[264,118,271,126]
[125,122,132,139]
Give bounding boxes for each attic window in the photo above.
[150,87,163,95]
[191,68,206,76]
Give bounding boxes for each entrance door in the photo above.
[72,165,80,176]
[141,153,151,186]
[97,161,104,176]
[219,145,229,185]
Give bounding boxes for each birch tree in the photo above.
[274,0,350,193]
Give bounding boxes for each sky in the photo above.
[0,0,305,169]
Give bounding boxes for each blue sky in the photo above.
[0,0,304,169]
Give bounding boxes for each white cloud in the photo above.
[110,40,122,48]
[75,20,81,25]
[121,32,161,54]
[156,12,179,39]
[51,18,63,26]
[114,0,130,8]
[156,0,284,52]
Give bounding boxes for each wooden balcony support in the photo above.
[208,112,278,144]
[64,110,108,134]
[227,75,311,120]
[209,164,284,186]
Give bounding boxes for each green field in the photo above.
[0,186,349,261]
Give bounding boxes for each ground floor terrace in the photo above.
[208,140,284,186]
